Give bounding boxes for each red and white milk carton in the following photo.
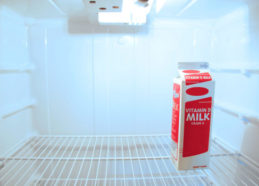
[171,62,215,170]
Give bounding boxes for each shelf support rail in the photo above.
[0,99,36,119]
[214,101,259,126]
[0,64,35,73]
[211,67,259,76]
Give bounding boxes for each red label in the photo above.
[182,70,200,73]
[185,72,212,85]
[186,87,209,96]
[171,83,180,143]
[183,97,212,157]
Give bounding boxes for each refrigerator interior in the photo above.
[0,0,259,185]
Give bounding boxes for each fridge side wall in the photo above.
[211,5,259,164]
[0,8,34,156]
[29,19,214,135]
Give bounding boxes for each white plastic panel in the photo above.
[210,4,259,164]
[0,8,29,66]
[0,8,34,156]
[29,26,50,134]
[29,22,95,135]
[28,18,214,135]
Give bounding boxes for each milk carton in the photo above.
[171,62,215,170]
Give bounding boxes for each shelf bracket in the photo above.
[0,99,36,119]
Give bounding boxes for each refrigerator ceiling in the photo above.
[0,0,247,20]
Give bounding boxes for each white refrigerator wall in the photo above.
[0,9,34,156]
[29,19,213,135]
[211,7,259,163]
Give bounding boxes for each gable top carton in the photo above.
[171,62,215,170]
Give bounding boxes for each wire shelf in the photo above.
[0,135,258,186]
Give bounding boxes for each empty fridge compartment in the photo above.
[0,135,258,186]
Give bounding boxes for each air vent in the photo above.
[84,0,123,13]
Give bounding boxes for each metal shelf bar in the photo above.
[149,136,177,185]
[210,155,243,185]
[114,137,117,186]
[36,137,72,185]
[64,137,86,186]
[103,137,110,186]
[75,137,92,185]
[16,175,209,182]
[12,137,56,186]
[0,137,46,183]
[95,137,104,186]
[0,135,258,186]
[136,136,157,186]
[132,137,147,186]
[127,136,137,186]
[85,137,97,185]
[213,141,259,185]
[143,136,167,186]
[120,137,126,186]
[37,134,169,138]
[160,136,188,186]
[25,137,66,186]
[53,137,81,186]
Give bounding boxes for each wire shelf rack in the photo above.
[0,135,258,186]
